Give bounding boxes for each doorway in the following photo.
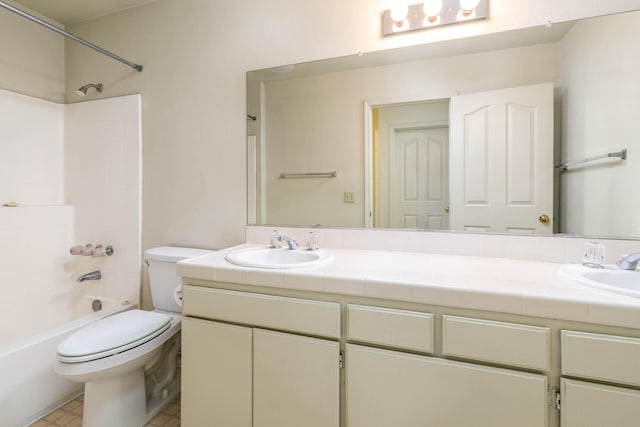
[368,100,450,229]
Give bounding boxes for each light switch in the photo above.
[344,192,354,203]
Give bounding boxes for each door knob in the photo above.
[538,214,550,224]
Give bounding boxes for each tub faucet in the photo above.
[616,253,640,271]
[78,270,102,282]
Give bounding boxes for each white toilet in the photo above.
[56,246,212,427]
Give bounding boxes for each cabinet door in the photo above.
[181,318,252,427]
[346,344,547,427]
[253,329,340,427]
[561,378,640,427]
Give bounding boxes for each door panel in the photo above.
[507,103,536,205]
[463,106,489,204]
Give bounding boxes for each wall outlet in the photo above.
[344,192,354,203]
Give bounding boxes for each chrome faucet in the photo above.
[77,270,102,282]
[279,235,299,250]
[269,230,299,250]
[616,253,640,271]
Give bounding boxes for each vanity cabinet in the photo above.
[181,285,341,427]
[180,280,640,427]
[346,307,548,427]
[560,330,640,427]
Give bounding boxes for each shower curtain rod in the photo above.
[0,0,143,72]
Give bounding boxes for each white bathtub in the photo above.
[0,296,130,427]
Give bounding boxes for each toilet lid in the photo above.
[57,309,172,363]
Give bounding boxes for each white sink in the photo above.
[559,264,640,298]
[225,246,333,269]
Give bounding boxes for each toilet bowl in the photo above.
[55,246,212,427]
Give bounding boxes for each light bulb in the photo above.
[423,0,443,19]
[390,1,409,24]
[459,0,480,14]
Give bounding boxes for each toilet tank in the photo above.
[145,246,214,312]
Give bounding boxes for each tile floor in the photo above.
[28,393,181,427]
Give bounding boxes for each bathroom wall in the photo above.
[261,43,560,227]
[62,0,640,254]
[559,11,640,237]
[0,0,65,102]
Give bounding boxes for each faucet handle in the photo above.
[270,230,283,248]
[306,232,320,251]
[582,241,605,269]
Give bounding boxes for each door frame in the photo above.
[363,99,449,228]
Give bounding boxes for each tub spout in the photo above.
[77,270,101,282]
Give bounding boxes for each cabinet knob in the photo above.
[538,214,550,224]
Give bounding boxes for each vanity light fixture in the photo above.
[389,0,410,31]
[457,0,481,20]
[423,0,443,24]
[460,0,481,15]
[382,0,488,36]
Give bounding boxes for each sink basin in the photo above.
[225,246,333,269]
[559,264,640,298]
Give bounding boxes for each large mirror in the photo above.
[247,10,640,239]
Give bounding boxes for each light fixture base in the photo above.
[382,0,489,37]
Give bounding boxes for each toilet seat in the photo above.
[57,309,172,363]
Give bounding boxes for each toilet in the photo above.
[56,246,212,427]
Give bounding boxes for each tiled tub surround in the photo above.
[178,239,640,427]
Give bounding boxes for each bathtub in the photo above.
[0,296,130,427]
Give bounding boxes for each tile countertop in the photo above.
[176,244,640,330]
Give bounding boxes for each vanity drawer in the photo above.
[347,304,434,353]
[561,330,640,387]
[183,285,341,339]
[442,315,550,371]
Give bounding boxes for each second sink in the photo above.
[559,264,640,298]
